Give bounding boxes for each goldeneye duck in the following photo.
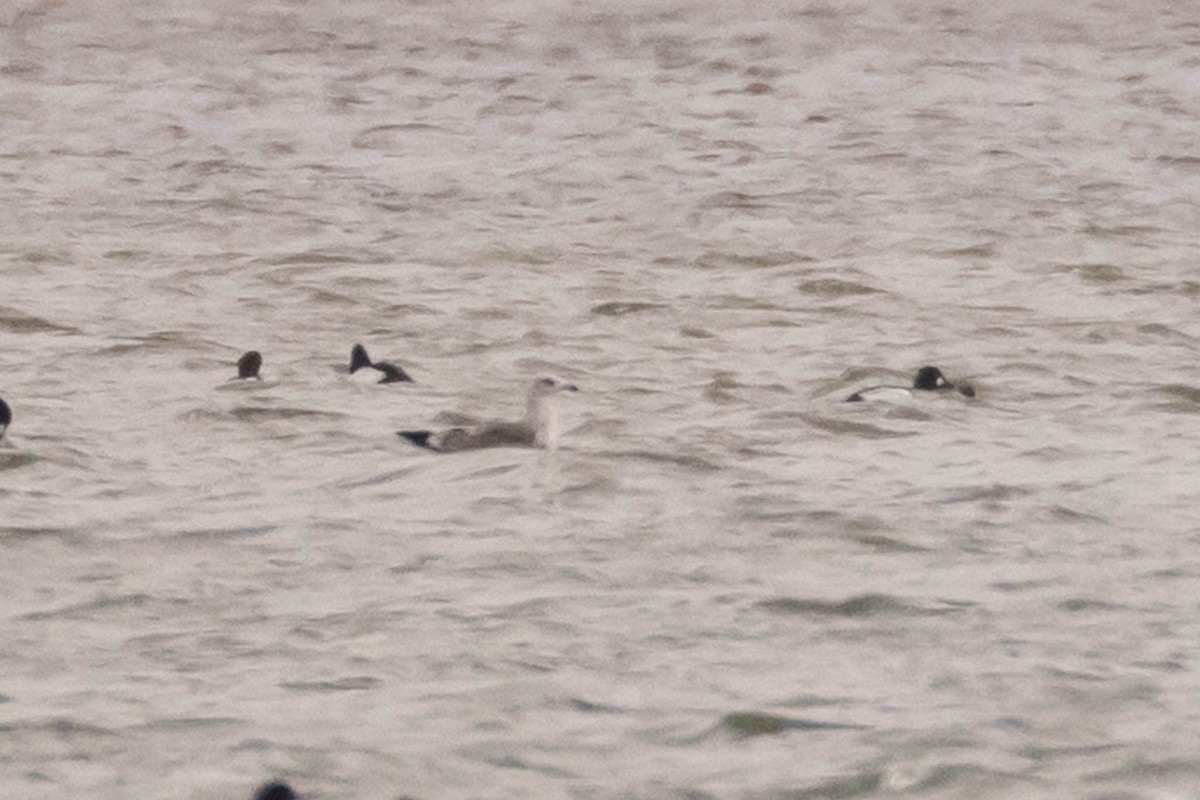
[0,396,11,437]
[349,343,414,384]
[236,350,263,380]
[846,365,966,402]
[253,782,297,800]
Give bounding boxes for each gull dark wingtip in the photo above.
[253,781,297,800]
[398,430,438,451]
[376,363,415,384]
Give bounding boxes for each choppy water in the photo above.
[3,1,1200,798]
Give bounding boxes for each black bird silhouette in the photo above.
[253,781,297,800]
[349,343,413,384]
[236,351,263,380]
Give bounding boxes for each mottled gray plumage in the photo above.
[398,377,577,453]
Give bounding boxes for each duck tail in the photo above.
[349,343,373,373]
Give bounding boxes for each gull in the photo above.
[398,376,578,452]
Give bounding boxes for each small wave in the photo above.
[720,711,867,738]
[229,407,344,422]
[796,278,882,297]
[800,413,917,440]
[590,301,664,316]
[0,451,39,472]
[0,525,78,543]
[20,593,152,621]
[756,593,918,618]
[279,677,381,693]
[0,306,79,335]
[594,449,721,473]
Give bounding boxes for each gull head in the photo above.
[531,376,579,397]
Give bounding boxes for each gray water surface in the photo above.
[3,1,1200,798]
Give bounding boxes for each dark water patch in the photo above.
[20,593,152,621]
[0,526,80,544]
[1058,598,1123,612]
[1044,504,1107,524]
[973,325,1029,338]
[1021,742,1122,762]
[1020,446,1076,461]
[757,593,915,618]
[1152,384,1200,404]
[990,578,1062,593]
[695,191,773,210]
[796,278,881,297]
[1082,223,1164,238]
[229,406,344,422]
[309,288,357,305]
[474,752,576,778]
[382,302,441,315]
[680,325,715,338]
[337,467,422,489]
[735,494,801,523]
[567,697,625,714]
[590,301,664,316]
[126,717,241,733]
[720,711,866,738]
[931,241,996,259]
[772,768,883,798]
[799,413,916,440]
[0,307,80,335]
[852,149,907,164]
[941,484,1033,504]
[279,676,381,692]
[1085,756,1200,784]
[351,123,456,150]
[734,82,772,95]
[1050,262,1126,283]
[257,248,391,267]
[480,95,544,117]
[169,525,276,542]
[458,464,523,481]
[708,294,790,311]
[694,250,815,269]
[595,449,721,473]
[13,248,75,266]
[903,763,1040,793]
[0,452,38,472]
[97,331,191,355]
[703,372,740,404]
[770,511,892,542]
[851,534,929,553]
[0,718,117,738]
[1136,323,1193,341]
[1155,154,1200,170]
[102,249,153,261]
